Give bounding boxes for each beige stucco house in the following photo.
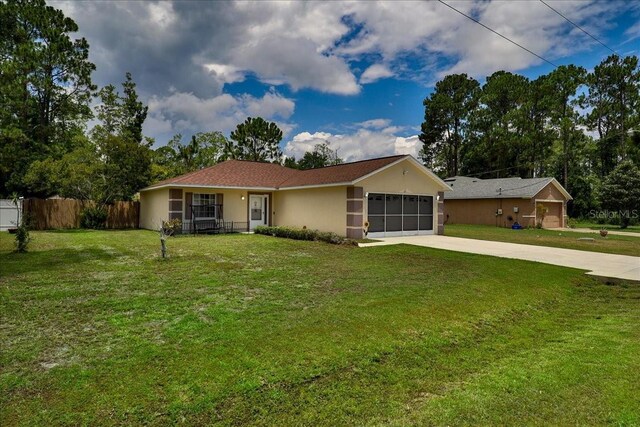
[443,176,572,228]
[139,155,451,239]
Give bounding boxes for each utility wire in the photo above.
[463,164,529,178]
[436,0,559,68]
[539,0,618,55]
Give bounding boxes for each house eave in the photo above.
[277,182,354,191]
[140,183,277,192]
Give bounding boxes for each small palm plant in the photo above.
[10,193,29,253]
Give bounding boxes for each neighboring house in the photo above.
[443,176,572,228]
[139,155,451,238]
[0,199,20,231]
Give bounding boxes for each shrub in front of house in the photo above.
[254,226,353,245]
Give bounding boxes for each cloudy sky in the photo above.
[54,0,640,161]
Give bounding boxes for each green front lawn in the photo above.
[445,224,640,256]
[1,231,639,425]
[574,220,640,233]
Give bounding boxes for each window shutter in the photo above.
[185,192,192,219]
[216,193,223,219]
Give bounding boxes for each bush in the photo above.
[80,205,108,229]
[566,218,578,229]
[161,218,182,236]
[254,226,351,245]
[14,224,30,252]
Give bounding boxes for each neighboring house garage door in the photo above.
[367,193,434,238]
[538,202,562,228]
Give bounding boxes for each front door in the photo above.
[249,195,268,230]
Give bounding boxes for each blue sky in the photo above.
[56,0,639,161]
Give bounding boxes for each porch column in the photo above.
[346,186,363,239]
[437,191,445,235]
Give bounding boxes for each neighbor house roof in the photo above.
[142,155,451,191]
[443,176,572,200]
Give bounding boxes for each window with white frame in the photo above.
[192,193,216,219]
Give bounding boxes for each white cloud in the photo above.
[624,20,640,42]
[231,36,360,95]
[337,1,625,79]
[284,121,421,162]
[144,90,296,143]
[203,63,246,85]
[56,0,631,101]
[357,118,392,129]
[360,64,394,84]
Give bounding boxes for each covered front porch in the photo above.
[165,188,270,235]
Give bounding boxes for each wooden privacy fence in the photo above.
[23,199,139,230]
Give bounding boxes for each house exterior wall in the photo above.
[444,182,568,228]
[139,187,251,230]
[273,186,347,235]
[444,198,534,228]
[346,186,364,239]
[358,159,444,234]
[139,188,169,230]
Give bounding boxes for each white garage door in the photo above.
[367,193,434,238]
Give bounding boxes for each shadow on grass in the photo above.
[41,228,150,234]
[0,247,119,277]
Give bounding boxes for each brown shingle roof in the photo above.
[279,155,405,188]
[146,160,298,189]
[143,155,407,191]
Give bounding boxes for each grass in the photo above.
[574,220,640,233]
[1,230,639,426]
[445,224,640,256]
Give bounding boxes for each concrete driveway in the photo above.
[359,235,640,282]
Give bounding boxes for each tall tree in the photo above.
[462,71,529,178]
[419,73,479,177]
[160,131,228,176]
[298,143,342,170]
[25,72,152,202]
[599,160,640,228]
[0,0,95,196]
[546,65,587,189]
[582,55,640,176]
[227,117,283,162]
[519,75,555,178]
[92,72,148,143]
[121,72,147,144]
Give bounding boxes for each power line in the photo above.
[436,0,559,68]
[463,164,525,178]
[539,0,618,55]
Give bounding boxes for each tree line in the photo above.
[419,57,640,219]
